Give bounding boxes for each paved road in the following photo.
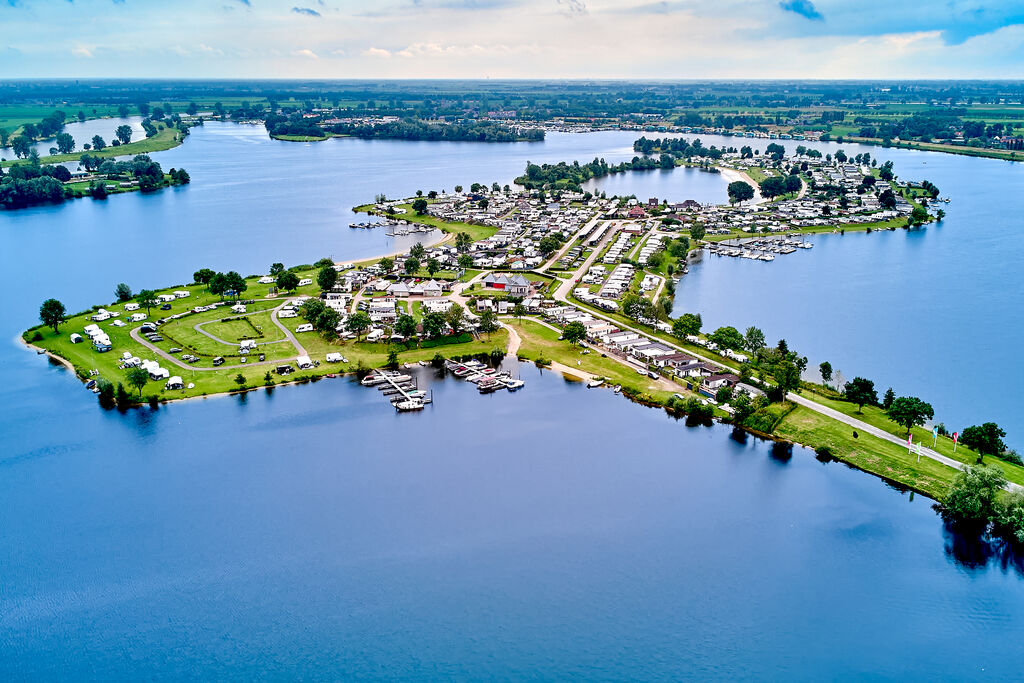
[787,392,1022,491]
[544,243,1017,487]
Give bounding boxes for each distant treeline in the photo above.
[633,136,728,160]
[265,113,544,143]
[516,157,660,191]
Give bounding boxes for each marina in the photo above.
[705,236,813,261]
[349,218,436,237]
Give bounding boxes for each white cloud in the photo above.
[362,47,392,57]
[71,46,93,58]
[293,48,319,58]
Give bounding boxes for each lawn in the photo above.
[799,392,1024,488]
[3,125,187,168]
[506,318,691,404]
[775,405,959,500]
[363,202,500,242]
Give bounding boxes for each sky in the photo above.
[1,0,1023,79]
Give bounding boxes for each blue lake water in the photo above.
[3,368,1023,680]
[2,116,146,159]
[2,123,1024,677]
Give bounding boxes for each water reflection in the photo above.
[942,522,1024,578]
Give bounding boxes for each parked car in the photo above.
[168,347,182,354]
[160,303,172,310]
[212,357,225,366]
[258,354,265,362]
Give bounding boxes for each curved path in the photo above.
[193,312,289,348]
[128,298,307,373]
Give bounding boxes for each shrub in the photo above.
[30,330,43,342]
[431,352,446,368]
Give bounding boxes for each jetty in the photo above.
[361,370,432,411]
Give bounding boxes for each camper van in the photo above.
[296,323,314,333]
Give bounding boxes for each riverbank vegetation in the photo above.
[1,154,189,209]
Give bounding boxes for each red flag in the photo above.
[952,432,958,444]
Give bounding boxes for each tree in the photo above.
[843,377,877,412]
[743,326,765,353]
[345,311,372,340]
[819,361,832,384]
[193,268,215,287]
[223,271,247,298]
[886,396,934,435]
[187,102,199,116]
[115,283,133,302]
[562,321,587,345]
[941,465,1006,531]
[479,309,498,339]
[479,197,489,210]
[727,180,754,204]
[457,254,473,270]
[394,313,417,340]
[672,312,702,338]
[882,387,895,410]
[409,243,426,259]
[11,135,31,158]
[115,125,132,145]
[689,225,706,241]
[209,273,228,298]
[732,392,754,424]
[960,423,1007,463]
[775,360,802,396]
[445,303,465,335]
[455,231,473,252]
[378,257,394,272]
[91,135,106,151]
[715,385,733,404]
[317,265,338,291]
[512,302,526,322]
[136,289,157,314]
[412,198,428,214]
[269,262,285,276]
[759,176,788,198]
[315,308,341,334]
[276,271,299,291]
[426,258,441,277]
[234,373,246,386]
[404,257,420,275]
[55,133,75,154]
[878,188,897,210]
[422,311,446,337]
[709,326,744,350]
[39,298,66,333]
[125,366,150,396]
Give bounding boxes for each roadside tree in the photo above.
[562,321,587,345]
[886,396,934,436]
[844,377,877,413]
[960,423,1007,464]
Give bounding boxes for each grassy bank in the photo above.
[356,202,500,242]
[2,125,187,168]
[775,406,957,499]
[507,318,690,404]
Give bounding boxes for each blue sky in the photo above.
[2,0,1023,78]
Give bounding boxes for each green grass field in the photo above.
[25,266,508,402]
[775,405,959,499]
[506,318,688,403]
[2,125,186,168]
